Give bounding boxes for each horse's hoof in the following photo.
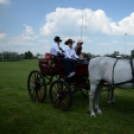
[90,113,96,117]
[97,111,102,115]
[97,110,102,115]
[90,114,96,117]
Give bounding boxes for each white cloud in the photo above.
[39,39,50,44]
[0,0,10,12]
[40,8,134,37]
[8,37,35,46]
[97,42,111,46]
[0,40,5,46]
[40,8,83,36]
[82,37,92,44]
[0,33,7,39]
[127,42,134,46]
[112,40,118,44]
[23,24,34,35]
[8,24,38,45]
[118,13,134,35]
[0,0,10,5]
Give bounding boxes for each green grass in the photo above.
[1,60,134,134]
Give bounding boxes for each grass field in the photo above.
[1,60,134,134]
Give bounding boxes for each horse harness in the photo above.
[112,58,134,87]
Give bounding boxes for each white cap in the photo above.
[77,39,83,44]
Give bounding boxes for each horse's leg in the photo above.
[107,86,115,104]
[94,82,103,115]
[107,88,112,104]
[111,87,115,103]
[89,82,98,117]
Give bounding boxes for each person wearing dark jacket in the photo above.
[75,39,83,58]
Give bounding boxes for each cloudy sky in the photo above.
[0,0,134,55]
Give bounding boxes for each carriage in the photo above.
[27,53,110,111]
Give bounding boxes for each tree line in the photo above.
[0,50,134,61]
[83,50,134,58]
[0,51,36,61]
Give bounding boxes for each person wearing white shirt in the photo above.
[50,36,63,56]
[65,44,79,59]
[64,39,79,76]
[50,36,75,77]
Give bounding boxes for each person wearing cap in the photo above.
[75,39,83,58]
[64,39,79,76]
[50,36,75,77]
[75,40,89,63]
[64,39,79,59]
[50,36,64,56]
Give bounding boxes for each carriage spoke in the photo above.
[53,98,59,104]
[63,96,70,104]
[31,90,38,101]
[39,83,44,86]
[57,83,61,91]
[36,91,40,102]
[37,88,44,100]
[31,73,36,83]
[31,74,36,83]
[54,84,60,92]
[36,73,38,79]
[30,78,34,84]
[57,99,62,108]
[62,100,68,107]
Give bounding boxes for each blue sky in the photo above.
[0,0,134,55]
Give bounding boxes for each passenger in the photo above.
[75,39,89,63]
[64,39,80,74]
[75,39,83,58]
[50,36,75,77]
[65,38,79,59]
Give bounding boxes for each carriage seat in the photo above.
[50,55,62,65]
[50,55,66,77]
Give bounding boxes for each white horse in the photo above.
[88,57,134,117]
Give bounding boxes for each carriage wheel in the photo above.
[27,70,46,103]
[49,80,73,111]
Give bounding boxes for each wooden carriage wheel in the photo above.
[49,80,73,111]
[27,70,46,103]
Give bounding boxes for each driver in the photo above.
[50,36,63,56]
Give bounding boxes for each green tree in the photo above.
[25,51,33,59]
[131,50,134,58]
